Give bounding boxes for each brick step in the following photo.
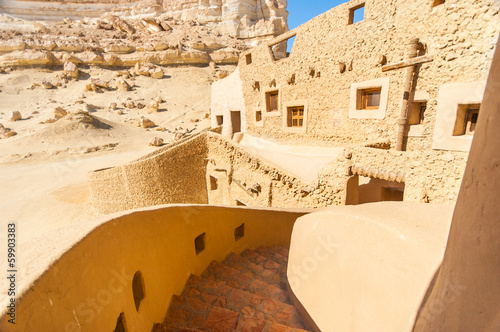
[180,276,306,329]
[152,323,207,332]
[241,250,287,278]
[255,247,288,267]
[270,245,290,258]
[201,261,289,303]
[162,295,308,332]
[223,253,287,291]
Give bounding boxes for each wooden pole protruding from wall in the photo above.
[395,38,421,151]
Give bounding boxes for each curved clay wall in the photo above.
[0,204,309,331]
[88,134,209,214]
[287,202,454,332]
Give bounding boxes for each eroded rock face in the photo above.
[161,0,288,39]
[0,0,288,68]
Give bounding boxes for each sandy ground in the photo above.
[0,65,233,307]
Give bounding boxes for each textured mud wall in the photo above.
[89,134,209,214]
[237,0,499,150]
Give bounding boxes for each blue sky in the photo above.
[287,1,346,30]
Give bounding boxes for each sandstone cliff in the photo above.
[0,0,288,68]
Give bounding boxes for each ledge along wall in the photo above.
[0,205,309,331]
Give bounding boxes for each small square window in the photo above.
[234,223,245,241]
[348,3,365,25]
[194,233,206,255]
[210,176,218,190]
[265,90,279,113]
[287,106,304,127]
[269,34,296,61]
[216,115,223,126]
[409,102,427,125]
[246,53,252,65]
[357,87,381,110]
[453,104,480,136]
[255,111,262,122]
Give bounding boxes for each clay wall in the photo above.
[88,134,209,214]
[0,205,308,331]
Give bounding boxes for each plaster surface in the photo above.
[288,202,453,332]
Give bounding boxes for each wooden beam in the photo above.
[382,55,434,72]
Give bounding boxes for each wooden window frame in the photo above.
[453,103,480,136]
[464,107,480,135]
[288,106,304,128]
[282,100,308,133]
[348,3,365,25]
[359,87,382,110]
[255,110,262,122]
[409,101,427,125]
[265,90,280,113]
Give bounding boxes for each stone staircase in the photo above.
[152,246,311,332]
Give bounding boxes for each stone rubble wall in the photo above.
[237,0,499,150]
[335,147,469,204]
[89,130,465,214]
[206,132,342,208]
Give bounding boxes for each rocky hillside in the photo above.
[0,1,287,68]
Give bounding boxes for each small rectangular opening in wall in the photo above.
[265,90,279,113]
[453,103,480,136]
[195,233,206,255]
[234,223,245,241]
[357,87,381,110]
[381,186,405,201]
[348,3,365,25]
[216,115,223,126]
[246,53,252,65]
[210,176,218,190]
[255,110,262,122]
[432,0,445,7]
[409,102,427,125]
[235,199,247,206]
[358,176,405,204]
[287,106,304,127]
[269,34,296,61]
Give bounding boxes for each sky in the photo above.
[287,1,346,30]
